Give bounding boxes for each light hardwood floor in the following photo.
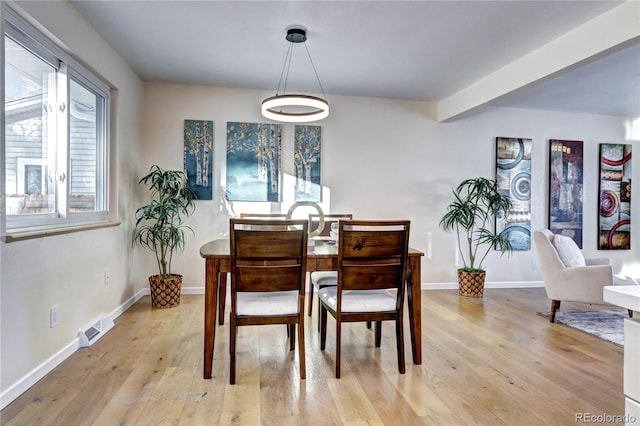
[1,288,626,425]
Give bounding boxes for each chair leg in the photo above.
[230,319,237,384]
[550,300,561,323]
[298,316,306,380]
[335,319,342,379]
[396,316,405,374]
[317,285,326,332]
[320,307,327,351]
[366,321,372,329]
[289,324,296,351]
[374,321,382,347]
[218,273,227,325]
[308,282,314,316]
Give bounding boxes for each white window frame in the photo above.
[3,6,111,234]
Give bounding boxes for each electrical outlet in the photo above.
[531,259,538,269]
[50,305,59,328]
[104,270,110,286]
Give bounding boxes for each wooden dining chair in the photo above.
[307,213,353,319]
[319,220,410,378]
[219,213,288,325]
[228,218,308,384]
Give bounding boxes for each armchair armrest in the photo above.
[585,257,611,266]
[547,264,613,304]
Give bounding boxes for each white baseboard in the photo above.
[182,286,205,294]
[0,288,147,410]
[0,338,80,411]
[421,281,544,290]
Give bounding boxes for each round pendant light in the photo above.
[261,28,329,123]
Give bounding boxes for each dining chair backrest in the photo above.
[230,218,308,294]
[337,220,410,297]
[237,213,288,231]
[309,213,353,237]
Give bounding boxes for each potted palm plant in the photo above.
[134,165,196,308]
[439,177,512,297]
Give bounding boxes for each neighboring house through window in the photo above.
[3,5,110,232]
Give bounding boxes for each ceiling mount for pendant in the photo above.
[261,26,329,123]
[286,28,307,44]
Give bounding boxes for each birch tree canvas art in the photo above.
[226,122,282,202]
[294,125,321,201]
[184,120,213,200]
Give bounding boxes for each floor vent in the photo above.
[79,315,114,347]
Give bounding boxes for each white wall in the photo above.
[141,83,639,289]
[0,1,145,404]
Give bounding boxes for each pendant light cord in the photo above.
[304,42,327,101]
[275,42,293,96]
[274,39,327,102]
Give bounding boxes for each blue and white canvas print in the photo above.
[184,120,213,200]
[496,137,532,250]
[226,122,282,202]
[294,125,321,201]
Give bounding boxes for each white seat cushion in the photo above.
[318,287,396,313]
[310,271,338,287]
[237,291,299,316]
[552,234,586,267]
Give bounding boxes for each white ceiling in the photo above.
[69,0,640,120]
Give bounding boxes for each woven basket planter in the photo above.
[149,274,182,308]
[457,269,486,298]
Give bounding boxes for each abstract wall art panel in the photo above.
[226,122,282,202]
[548,139,583,247]
[495,137,532,250]
[598,143,632,250]
[294,125,321,201]
[184,120,213,200]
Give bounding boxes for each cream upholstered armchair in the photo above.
[533,229,614,323]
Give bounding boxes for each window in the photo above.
[3,6,110,232]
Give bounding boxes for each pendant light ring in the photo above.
[262,94,329,123]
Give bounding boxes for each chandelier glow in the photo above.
[262,27,329,123]
[261,94,329,123]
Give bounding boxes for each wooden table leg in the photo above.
[204,258,220,379]
[407,256,422,364]
[218,272,227,325]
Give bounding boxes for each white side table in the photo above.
[604,285,640,426]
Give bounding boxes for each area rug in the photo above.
[537,310,626,346]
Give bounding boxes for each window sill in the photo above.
[4,221,121,243]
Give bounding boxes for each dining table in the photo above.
[199,237,425,379]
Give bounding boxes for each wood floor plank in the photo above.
[327,371,385,425]
[219,384,261,425]
[0,289,626,425]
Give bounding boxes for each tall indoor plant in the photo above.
[439,177,512,297]
[134,165,196,308]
